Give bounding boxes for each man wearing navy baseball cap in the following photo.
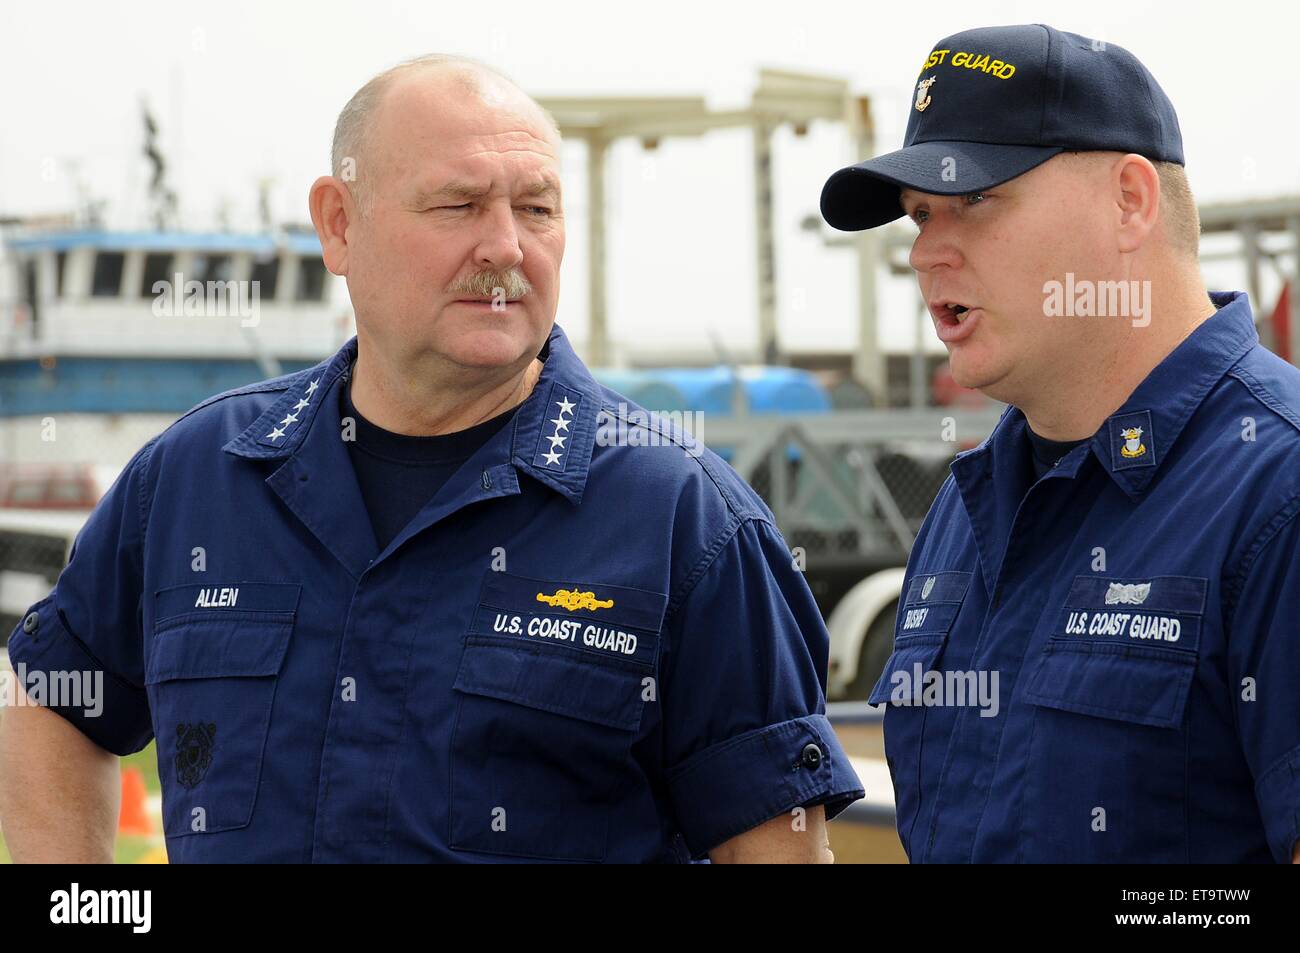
[824,24,1300,863]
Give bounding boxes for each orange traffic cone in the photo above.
[118,766,153,836]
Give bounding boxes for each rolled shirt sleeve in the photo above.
[4,438,158,756]
[660,516,864,857]
[1228,502,1300,863]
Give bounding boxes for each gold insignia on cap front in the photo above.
[915,76,937,112]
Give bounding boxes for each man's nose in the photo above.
[473,202,525,272]
[908,217,963,274]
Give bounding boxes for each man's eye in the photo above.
[964,192,987,205]
[911,209,929,225]
[429,204,470,211]
[519,206,553,217]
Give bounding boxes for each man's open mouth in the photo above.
[933,300,974,324]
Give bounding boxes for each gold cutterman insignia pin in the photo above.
[536,588,615,612]
[915,76,937,111]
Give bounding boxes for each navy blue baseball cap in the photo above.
[820,24,1185,231]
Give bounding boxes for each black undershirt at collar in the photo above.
[340,373,519,551]
[1026,426,1088,479]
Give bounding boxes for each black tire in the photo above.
[842,600,898,701]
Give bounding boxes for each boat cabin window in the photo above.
[295,256,327,302]
[91,251,125,297]
[190,253,233,285]
[140,252,174,297]
[250,255,280,298]
[23,258,40,330]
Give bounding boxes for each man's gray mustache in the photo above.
[446,271,532,298]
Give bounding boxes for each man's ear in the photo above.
[1112,154,1160,255]
[309,176,356,276]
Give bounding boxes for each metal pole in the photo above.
[586,134,609,366]
[911,298,927,410]
[1289,216,1300,367]
[850,95,884,404]
[754,121,779,364]
[1243,221,1262,320]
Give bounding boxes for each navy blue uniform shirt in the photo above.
[873,291,1300,863]
[8,324,862,862]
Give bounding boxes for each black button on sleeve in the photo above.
[800,742,823,769]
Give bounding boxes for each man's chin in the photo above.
[442,337,544,373]
[949,356,1012,399]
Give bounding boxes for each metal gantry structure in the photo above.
[538,69,887,398]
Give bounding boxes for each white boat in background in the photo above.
[0,222,355,468]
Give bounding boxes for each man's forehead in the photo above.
[382,108,559,192]
[380,69,557,151]
[898,186,959,211]
[899,187,937,205]
[385,117,559,189]
[366,67,561,200]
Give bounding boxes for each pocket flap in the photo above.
[454,637,645,731]
[1022,642,1195,729]
[147,613,294,683]
[904,570,973,605]
[868,634,946,705]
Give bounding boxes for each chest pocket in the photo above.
[867,570,972,706]
[448,572,666,862]
[145,583,300,838]
[1022,574,1205,728]
[1017,574,1207,861]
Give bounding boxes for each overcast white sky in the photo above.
[2,0,1297,360]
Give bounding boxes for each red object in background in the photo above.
[118,766,153,837]
[932,361,991,408]
[0,464,101,509]
[1268,283,1293,364]
[932,361,992,451]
